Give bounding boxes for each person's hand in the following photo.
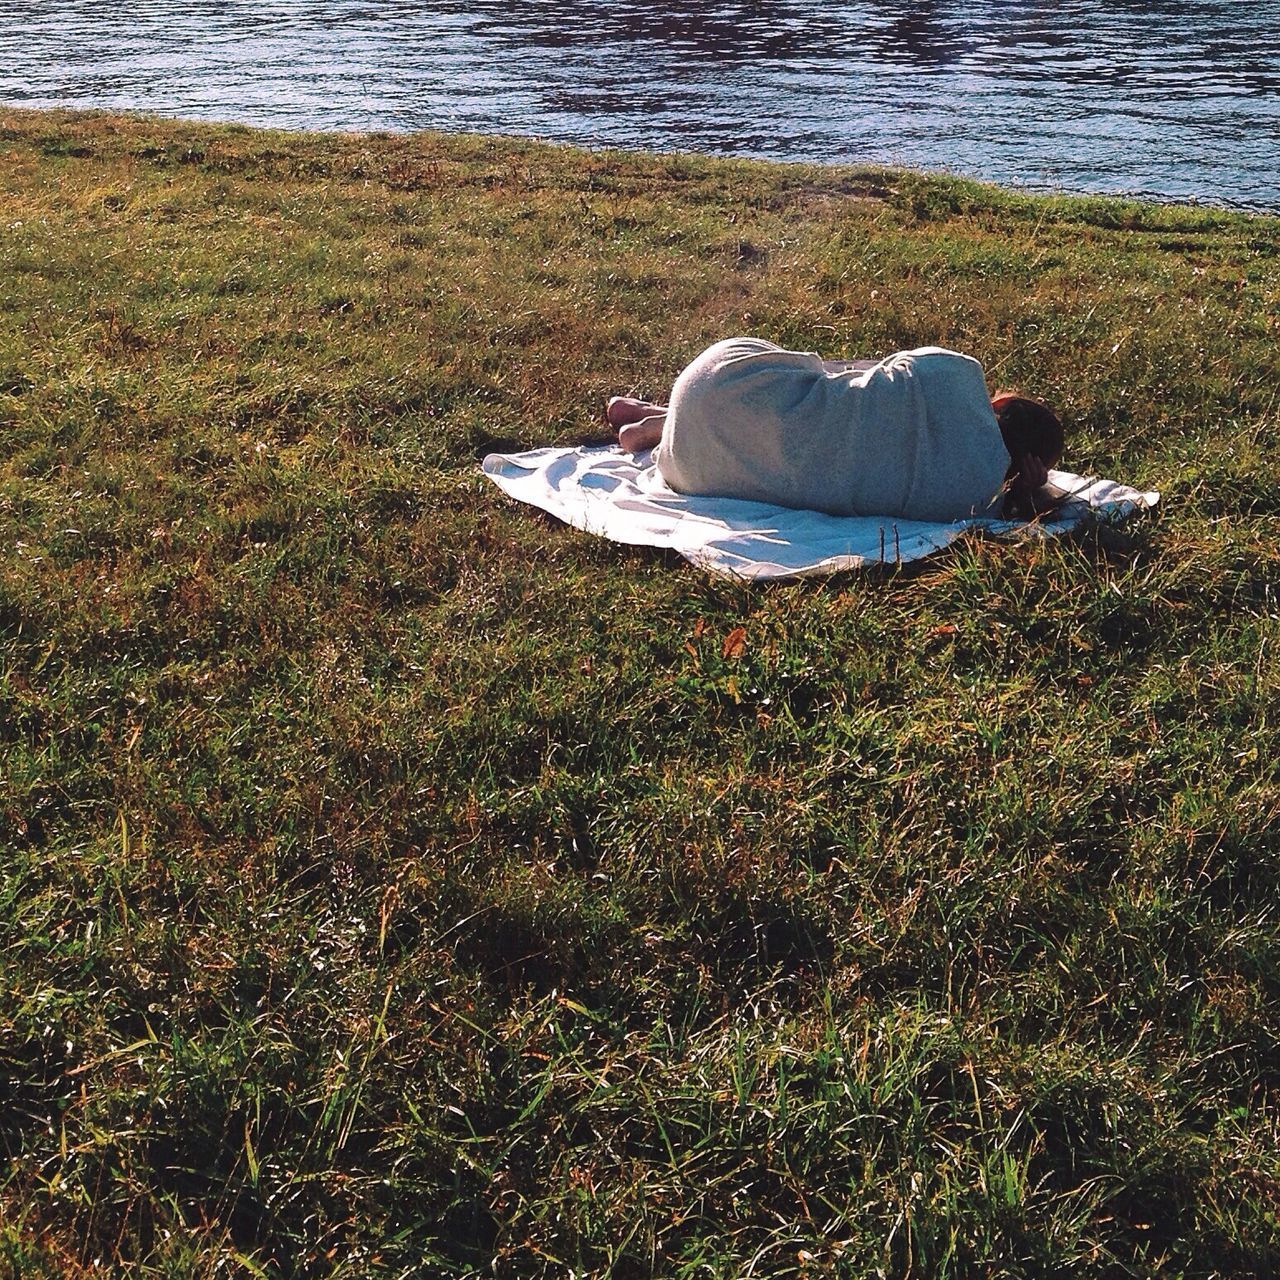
[1008,453,1050,518]
[1019,452,1048,491]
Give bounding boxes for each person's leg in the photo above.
[607,396,668,429]
[618,412,666,453]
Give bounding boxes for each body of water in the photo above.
[3,1,1279,209]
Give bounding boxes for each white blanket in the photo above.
[481,446,1160,580]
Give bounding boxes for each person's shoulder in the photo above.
[890,348,989,392]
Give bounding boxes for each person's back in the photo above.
[653,338,1011,522]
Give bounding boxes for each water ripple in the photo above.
[2,0,1278,208]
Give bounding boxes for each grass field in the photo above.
[2,108,1279,1278]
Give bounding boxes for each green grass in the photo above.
[1,108,1279,1277]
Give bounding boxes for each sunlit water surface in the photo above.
[4,1,1279,208]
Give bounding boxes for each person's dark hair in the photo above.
[993,393,1064,469]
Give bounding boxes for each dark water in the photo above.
[4,1,1280,209]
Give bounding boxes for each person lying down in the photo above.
[607,338,1064,522]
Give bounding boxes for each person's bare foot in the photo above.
[618,414,665,453]
[607,396,665,429]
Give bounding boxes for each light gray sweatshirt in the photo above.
[654,338,1010,521]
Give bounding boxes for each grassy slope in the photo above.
[1,109,1278,1278]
